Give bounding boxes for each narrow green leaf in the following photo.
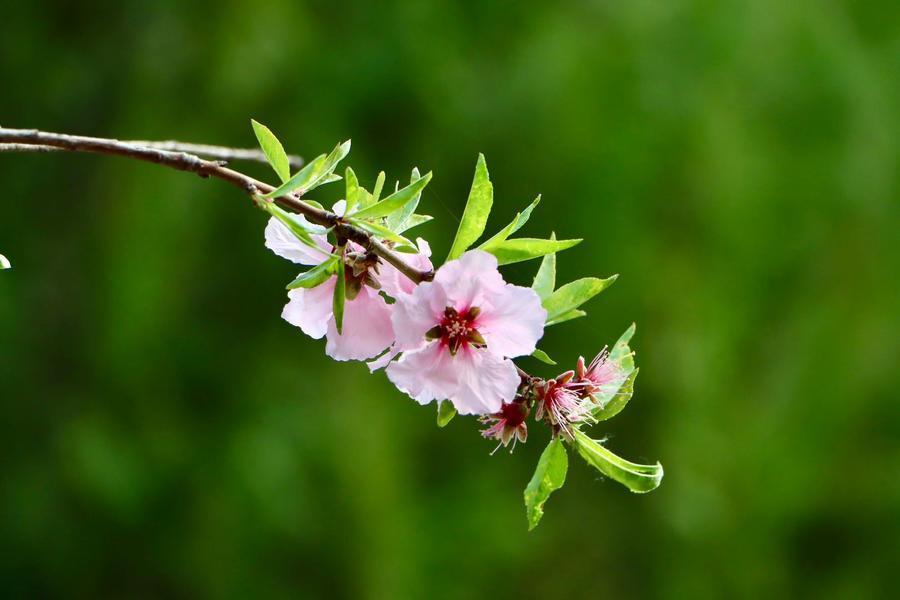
[447,154,493,261]
[593,368,638,422]
[543,275,617,322]
[333,254,346,334]
[573,430,663,493]
[260,154,324,198]
[351,172,432,220]
[396,213,433,234]
[387,167,424,231]
[437,401,456,427]
[484,237,581,266]
[251,119,291,183]
[286,257,338,289]
[524,437,568,530]
[372,171,386,203]
[530,349,557,365]
[545,309,586,327]
[345,167,361,212]
[348,218,415,246]
[0,254,10,270]
[261,140,350,199]
[479,195,541,249]
[531,232,556,300]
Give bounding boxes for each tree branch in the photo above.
[0,139,304,168]
[0,128,434,284]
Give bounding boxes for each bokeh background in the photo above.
[1,1,898,598]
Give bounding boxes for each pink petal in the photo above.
[325,287,395,361]
[386,342,456,405]
[477,283,547,358]
[332,200,347,217]
[444,348,520,415]
[366,345,401,372]
[264,217,332,265]
[380,238,433,298]
[281,277,336,339]
[386,344,519,415]
[433,250,505,311]
[391,280,448,350]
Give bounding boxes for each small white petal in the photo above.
[0,254,10,270]
[332,199,347,217]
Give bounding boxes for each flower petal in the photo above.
[325,287,395,361]
[391,280,448,350]
[380,238,433,298]
[478,283,547,358]
[281,277,336,339]
[386,344,519,416]
[386,342,456,405]
[264,216,331,265]
[445,349,520,415]
[433,250,506,310]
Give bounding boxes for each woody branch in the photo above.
[0,128,434,284]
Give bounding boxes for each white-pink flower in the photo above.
[265,210,432,362]
[386,250,546,415]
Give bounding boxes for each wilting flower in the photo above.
[575,348,625,401]
[480,400,529,450]
[535,370,594,436]
[265,207,431,362]
[386,250,546,415]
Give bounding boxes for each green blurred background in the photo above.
[1,1,898,597]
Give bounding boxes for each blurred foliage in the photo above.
[1,0,898,598]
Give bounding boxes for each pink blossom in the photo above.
[265,210,431,362]
[386,250,546,415]
[480,401,529,450]
[535,370,596,437]
[575,348,625,399]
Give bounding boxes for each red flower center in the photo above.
[429,306,486,355]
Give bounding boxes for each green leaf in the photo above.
[530,349,557,365]
[0,254,10,270]
[610,323,636,366]
[387,167,425,231]
[344,167,361,212]
[531,233,556,300]
[545,309,586,327]
[348,218,415,246]
[480,195,541,249]
[396,213,433,234]
[333,253,346,334]
[251,119,291,183]
[573,430,663,493]
[286,257,338,289]
[484,237,581,266]
[261,140,350,199]
[447,154,493,261]
[593,368,638,422]
[437,401,456,427]
[543,276,617,323]
[524,437,568,530]
[372,171,386,203]
[351,172,432,220]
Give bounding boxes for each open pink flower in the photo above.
[386,250,546,415]
[265,211,430,362]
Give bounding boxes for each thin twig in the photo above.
[0,128,433,284]
[0,139,303,168]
